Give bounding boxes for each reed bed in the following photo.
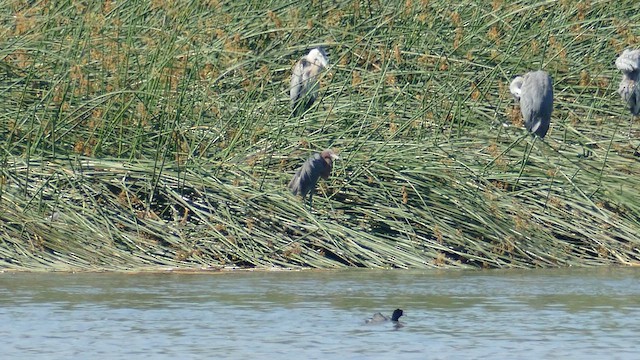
[1,0,639,271]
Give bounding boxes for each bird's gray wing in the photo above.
[520,72,553,137]
[365,313,388,324]
[631,83,640,115]
[288,168,303,195]
[289,154,323,197]
[290,59,307,104]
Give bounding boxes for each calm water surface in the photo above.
[1,267,639,359]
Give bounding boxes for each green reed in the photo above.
[0,0,639,271]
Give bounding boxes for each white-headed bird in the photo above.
[509,70,554,138]
[289,149,338,207]
[615,48,640,116]
[290,48,328,116]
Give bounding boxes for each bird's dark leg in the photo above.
[308,191,314,211]
[633,114,640,157]
[625,113,640,156]
[515,136,534,188]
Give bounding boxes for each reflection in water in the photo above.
[1,268,640,359]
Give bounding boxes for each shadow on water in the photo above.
[1,267,640,359]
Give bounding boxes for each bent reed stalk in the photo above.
[0,1,639,271]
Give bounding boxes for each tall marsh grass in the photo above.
[1,0,639,270]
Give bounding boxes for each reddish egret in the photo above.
[288,149,338,207]
[615,48,640,116]
[509,70,554,138]
[290,47,328,116]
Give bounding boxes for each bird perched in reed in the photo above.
[615,48,640,116]
[288,149,339,207]
[509,70,554,138]
[290,47,328,116]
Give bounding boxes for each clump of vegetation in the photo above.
[1,1,639,271]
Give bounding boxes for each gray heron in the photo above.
[290,47,328,116]
[509,70,554,138]
[615,48,640,116]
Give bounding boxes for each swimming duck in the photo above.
[365,308,404,327]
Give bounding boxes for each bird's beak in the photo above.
[330,153,340,160]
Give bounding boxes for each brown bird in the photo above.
[289,149,339,207]
[290,47,329,116]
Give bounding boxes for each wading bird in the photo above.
[365,309,404,329]
[288,149,339,207]
[615,48,640,116]
[509,70,554,138]
[290,47,328,116]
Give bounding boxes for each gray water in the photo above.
[1,267,639,359]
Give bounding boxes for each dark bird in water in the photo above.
[615,48,640,116]
[365,309,404,328]
[289,149,339,207]
[509,70,554,138]
[290,47,329,116]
